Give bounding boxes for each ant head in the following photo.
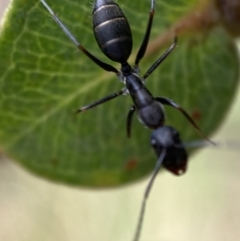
[150,126,180,148]
[151,126,188,176]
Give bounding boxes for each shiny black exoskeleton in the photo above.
[40,0,209,140]
[92,0,132,62]
[151,125,188,175]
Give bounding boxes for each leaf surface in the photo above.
[0,0,239,187]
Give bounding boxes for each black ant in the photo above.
[40,0,211,141]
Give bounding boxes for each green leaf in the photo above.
[0,0,239,187]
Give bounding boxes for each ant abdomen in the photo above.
[92,0,133,63]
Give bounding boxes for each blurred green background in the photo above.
[0,1,240,241]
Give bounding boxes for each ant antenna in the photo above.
[133,148,166,241]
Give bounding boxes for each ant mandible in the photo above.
[40,0,210,141]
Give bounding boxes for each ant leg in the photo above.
[76,89,125,113]
[134,0,155,71]
[143,37,177,80]
[155,97,215,144]
[126,105,136,138]
[40,0,118,74]
[133,148,166,241]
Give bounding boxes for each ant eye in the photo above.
[151,138,157,146]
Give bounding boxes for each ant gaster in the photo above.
[40,0,211,141]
